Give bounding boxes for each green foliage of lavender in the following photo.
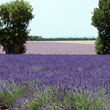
[0,81,25,109]
[0,83,109,110]
[0,55,110,109]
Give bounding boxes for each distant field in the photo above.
[0,41,96,54]
[26,41,96,55]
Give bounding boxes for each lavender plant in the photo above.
[0,55,110,109]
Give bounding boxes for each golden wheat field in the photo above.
[46,40,95,44]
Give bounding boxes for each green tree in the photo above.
[0,0,34,54]
[92,0,110,54]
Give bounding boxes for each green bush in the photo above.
[95,37,110,54]
[95,37,104,54]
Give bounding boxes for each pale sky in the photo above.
[0,0,99,38]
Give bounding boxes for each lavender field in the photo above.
[0,55,110,109]
[0,41,96,55]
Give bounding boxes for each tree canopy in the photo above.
[0,0,34,54]
[92,0,110,54]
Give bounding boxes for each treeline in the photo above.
[28,36,96,41]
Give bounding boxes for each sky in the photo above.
[0,0,99,38]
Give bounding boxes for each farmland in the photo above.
[0,55,110,109]
[1,41,110,110]
[0,41,96,55]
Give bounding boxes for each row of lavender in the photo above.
[0,55,110,109]
[0,42,95,54]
